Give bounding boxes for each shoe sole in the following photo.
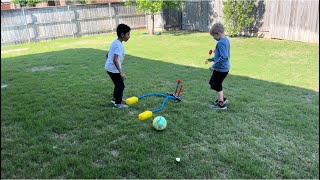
[111,100,125,104]
[211,107,227,110]
[112,105,129,109]
[111,101,129,109]
[210,105,227,110]
[113,107,128,109]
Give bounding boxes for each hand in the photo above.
[209,67,214,71]
[205,59,213,64]
[120,72,126,80]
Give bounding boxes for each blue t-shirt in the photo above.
[212,37,230,72]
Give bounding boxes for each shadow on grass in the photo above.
[163,30,200,36]
[1,48,319,179]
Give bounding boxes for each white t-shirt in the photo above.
[105,39,125,73]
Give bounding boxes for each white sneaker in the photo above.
[210,103,227,110]
[113,104,129,109]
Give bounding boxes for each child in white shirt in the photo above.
[105,24,131,109]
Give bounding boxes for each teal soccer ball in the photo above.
[152,116,167,130]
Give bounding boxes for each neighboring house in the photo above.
[95,0,124,3]
[1,0,13,10]
[35,0,67,7]
[3,0,68,8]
[6,0,123,9]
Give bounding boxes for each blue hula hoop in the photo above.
[137,93,177,113]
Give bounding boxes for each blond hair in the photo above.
[209,22,225,36]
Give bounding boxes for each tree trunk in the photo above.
[150,14,155,35]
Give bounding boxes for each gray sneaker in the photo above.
[111,98,125,105]
[210,102,227,110]
[113,103,129,109]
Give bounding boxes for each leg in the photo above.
[218,91,224,102]
[215,72,228,105]
[209,71,228,109]
[108,71,125,104]
[113,87,118,100]
[210,71,228,99]
[114,79,125,104]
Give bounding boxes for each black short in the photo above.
[209,70,228,92]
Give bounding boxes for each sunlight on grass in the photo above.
[1,31,319,179]
[2,31,318,92]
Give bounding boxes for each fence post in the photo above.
[68,5,75,38]
[180,6,183,30]
[161,10,164,31]
[145,11,148,30]
[108,3,114,33]
[22,7,31,43]
[114,5,119,29]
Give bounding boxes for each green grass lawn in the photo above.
[1,30,319,178]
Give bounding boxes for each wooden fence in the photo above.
[1,0,319,46]
[163,0,319,43]
[263,0,319,43]
[1,3,148,46]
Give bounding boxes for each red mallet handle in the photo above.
[177,85,182,96]
[206,50,214,64]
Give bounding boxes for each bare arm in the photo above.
[205,58,214,64]
[113,54,126,80]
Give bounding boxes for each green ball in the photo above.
[152,116,167,130]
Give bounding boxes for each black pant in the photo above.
[209,70,228,92]
[107,71,125,104]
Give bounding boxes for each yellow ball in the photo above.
[152,116,167,130]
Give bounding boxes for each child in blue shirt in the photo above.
[206,23,230,110]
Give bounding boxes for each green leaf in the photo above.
[222,0,256,36]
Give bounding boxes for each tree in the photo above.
[125,0,183,35]
[11,0,44,7]
[222,0,256,37]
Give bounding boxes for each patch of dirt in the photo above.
[111,150,119,158]
[31,66,54,72]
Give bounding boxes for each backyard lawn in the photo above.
[1,30,319,178]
